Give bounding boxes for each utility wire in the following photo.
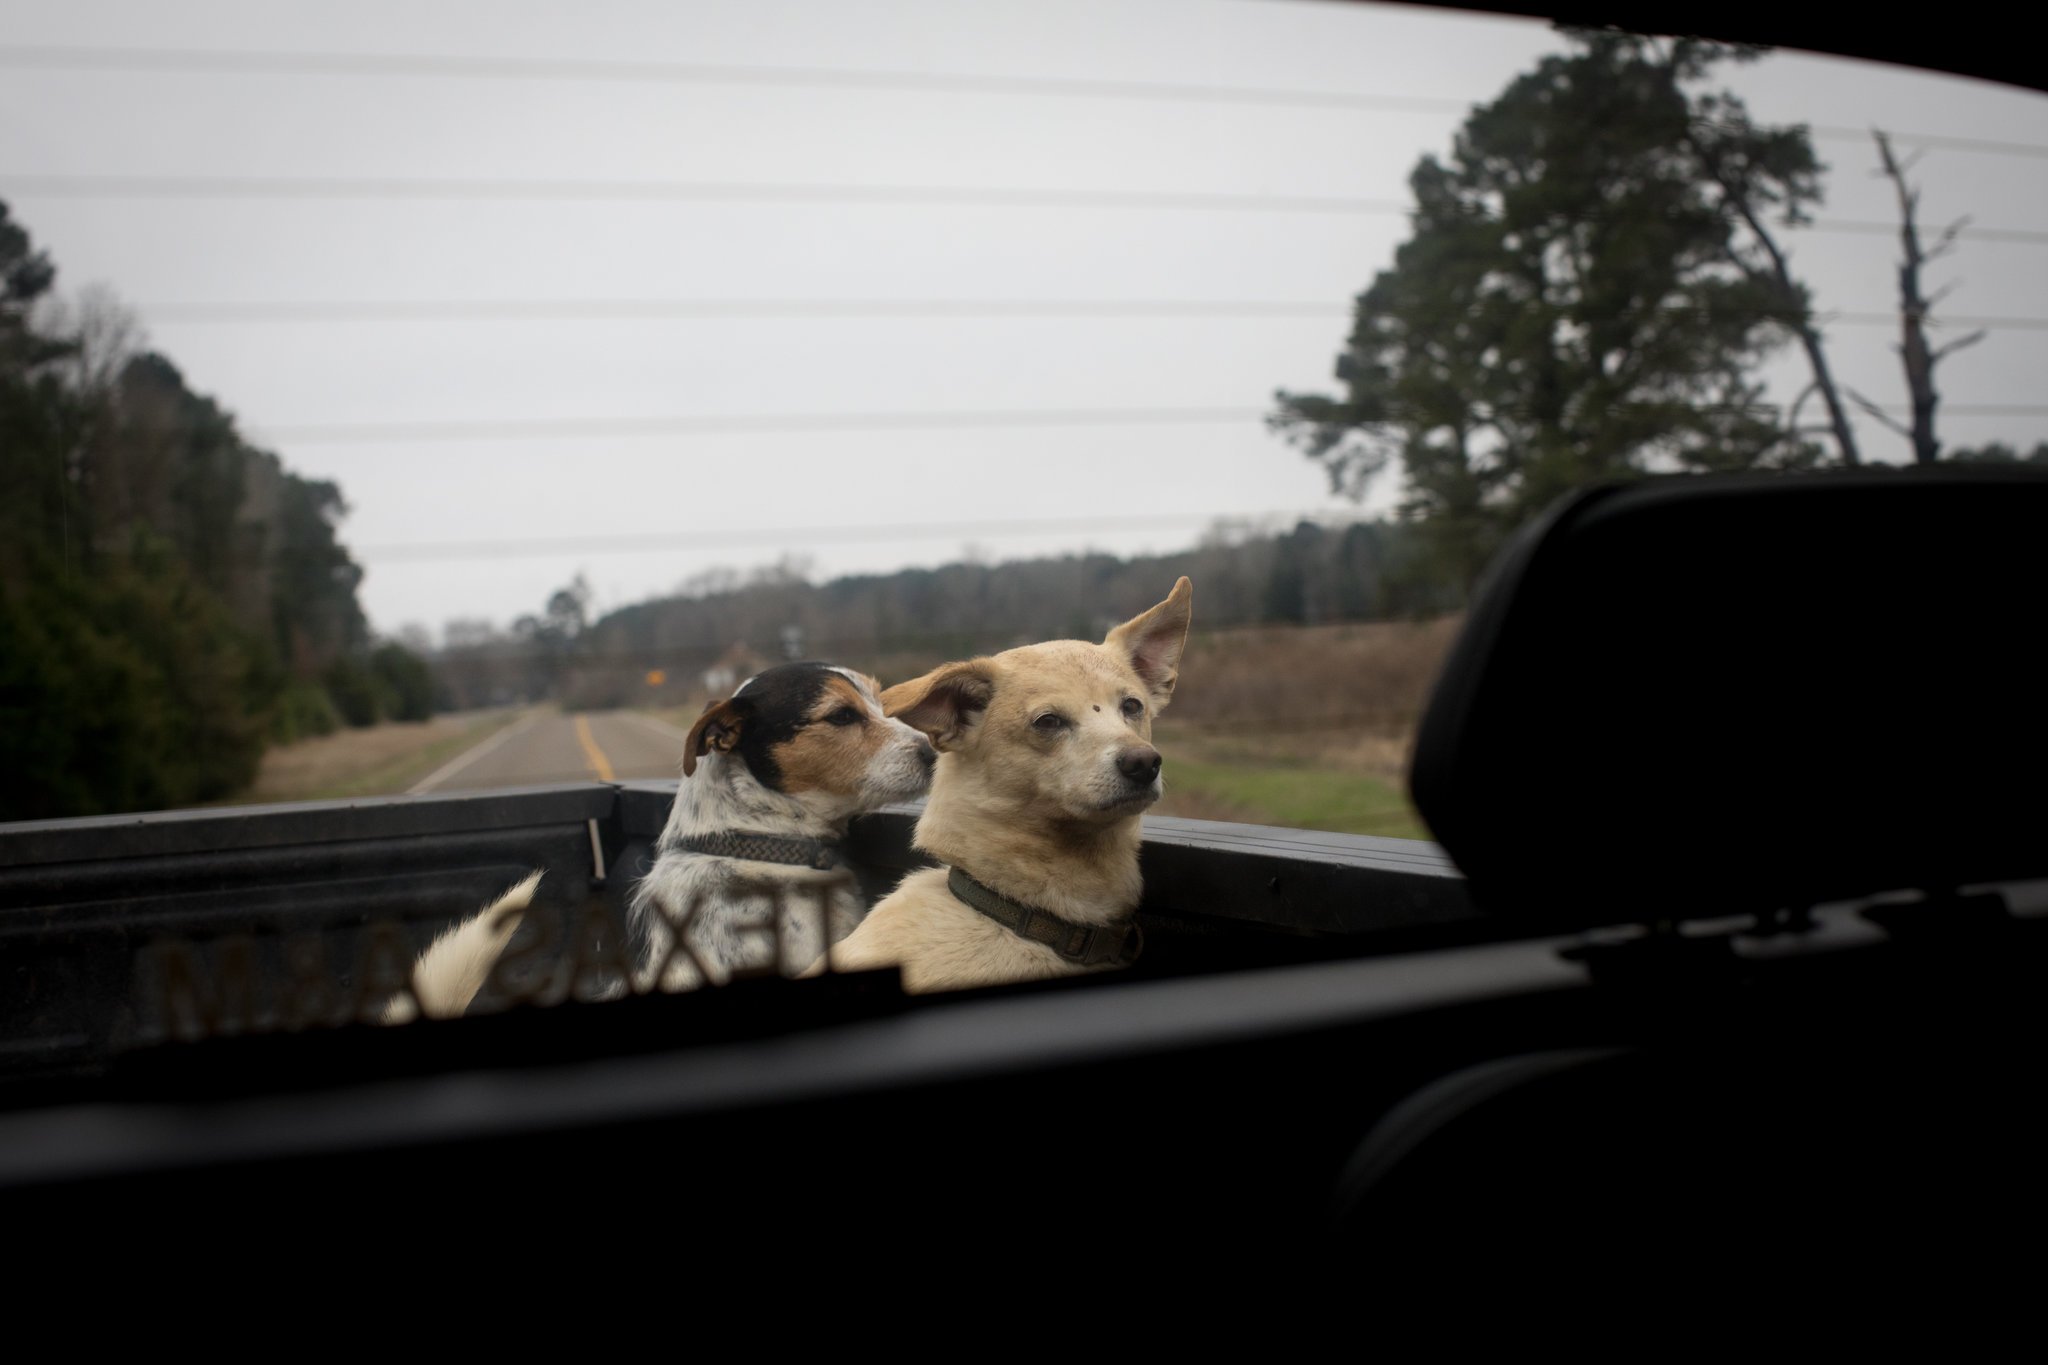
[143,299,1366,323]
[128,298,2048,329]
[9,173,2044,243]
[236,401,2048,448]
[4,44,2046,160]
[247,406,1266,444]
[1806,126,2048,159]
[0,173,1413,215]
[0,42,1475,113]
[1808,218,2048,245]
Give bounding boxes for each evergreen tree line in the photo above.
[0,201,422,821]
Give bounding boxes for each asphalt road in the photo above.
[410,710,689,793]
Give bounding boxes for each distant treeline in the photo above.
[1,201,423,820]
[439,518,1462,712]
[434,435,2048,717]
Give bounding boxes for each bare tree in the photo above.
[35,281,144,398]
[1847,131,1988,464]
[29,284,157,554]
[1656,40,1863,467]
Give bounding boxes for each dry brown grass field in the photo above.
[224,706,532,805]
[1147,617,1460,838]
[1166,617,1460,733]
[659,617,1460,840]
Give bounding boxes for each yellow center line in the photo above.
[573,714,616,782]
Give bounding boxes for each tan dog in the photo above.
[824,578,1192,993]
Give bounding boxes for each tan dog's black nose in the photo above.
[1117,746,1162,786]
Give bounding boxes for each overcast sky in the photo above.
[5,0,2045,638]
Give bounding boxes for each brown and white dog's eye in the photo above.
[825,706,862,727]
[1120,697,1144,720]
[1031,712,1068,735]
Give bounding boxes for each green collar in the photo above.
[945,866,1144,969]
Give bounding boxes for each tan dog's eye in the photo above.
[1120,697,1144,719]
[825,706,862,727]
[1031,713,1068,735]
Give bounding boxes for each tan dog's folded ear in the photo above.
[883,661,995,751]
[1105,576,1193,711]
[683,697,747,776]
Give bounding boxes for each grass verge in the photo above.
[223,706,538,805]
[1156,755,1427,839]
[1152,721,1430,839]
[624,708,1431,840]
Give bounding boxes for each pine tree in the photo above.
[1271,33,1834,595]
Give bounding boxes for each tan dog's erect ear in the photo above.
[882,661,995,751]
[682,697,746,777]
[1105,576,1193,711]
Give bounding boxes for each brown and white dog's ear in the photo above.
[882,661,995,751]
[683,697,746,777]
[1105,576,1193,712]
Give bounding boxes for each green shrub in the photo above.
[370,642,435,722]
[269,681,342,744]
[0,543,268,819]
[322,657,385,728]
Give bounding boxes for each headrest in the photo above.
[1408,466,2048,925]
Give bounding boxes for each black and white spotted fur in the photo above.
[402,662,934,1017]
[629,664,934,990]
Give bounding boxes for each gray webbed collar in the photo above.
[676,830,846,872]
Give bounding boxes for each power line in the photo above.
[0,42,1473,113]
[142,299,1361,323]
[1808,218,2048,245]
[11,173,2046,242]
[1807,126,2048,160]
[230,401,2046,451]
[249,406,1266,445]
[0,172,1411,215]
[128,297,2048,330]
[1823,313,2048,331]
[1897,405,2048,415]
[5,43,2045,160]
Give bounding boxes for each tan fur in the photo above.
[383,870,542,1023]
[826,578,1193,993]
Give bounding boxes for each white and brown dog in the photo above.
[403,662,935,1017]
[823,578,1192,994]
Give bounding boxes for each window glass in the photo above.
[2,2,2042,1051]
